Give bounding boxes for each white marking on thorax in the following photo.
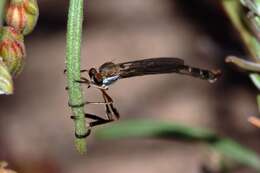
[102,75,120,86]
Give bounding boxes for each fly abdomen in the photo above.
[179,65,221,83]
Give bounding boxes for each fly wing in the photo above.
[117,57,185,78]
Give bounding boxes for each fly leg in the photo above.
[68,100,113,108]
[100,89,120,120]
[65,77,107,90]
[74,77,91,88]
[68,94,114,139]
[64,69,91,89]
[75,77,108,90]
[67,78,113,108]
[71,113,113,138]
[101,90,113,120]
[63,69,88,74]
[85,113,114,127]
[65,69,112,138]
[65,77,91,90]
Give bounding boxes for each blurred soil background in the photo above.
[0,0,259,173]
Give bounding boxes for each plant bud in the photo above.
[0,26,26,77]
[0,161,17,173]
[241,0,260,16]
[0,57,13,95]
[5,0,39,35]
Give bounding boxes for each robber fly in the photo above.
[69,57,221,138]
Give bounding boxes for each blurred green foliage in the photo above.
[223,0,260,117]
[0,0,7,26]
[96,120,260,171]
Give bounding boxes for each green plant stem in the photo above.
[226,56,260,72]
[66,0,87,154]
[221,0,260,60]
[0,0,7,26]
[221,0,260,112]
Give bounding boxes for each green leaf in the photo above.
[96,120,216,140]
[250,73,260,90]
[96,120,260,171]
[212,138,260,170]
[257,94,260,112]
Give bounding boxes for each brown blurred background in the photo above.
[0,0,259,173]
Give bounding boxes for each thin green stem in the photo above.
[66,0,87,154]
[226,56,260,72]
[0,0,7,26]
[221,0,260,60]
[221,0,260,117]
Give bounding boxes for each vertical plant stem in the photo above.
[0,0,7,26]
[66,0,87,154]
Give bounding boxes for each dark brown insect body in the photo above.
[88,57,221,89]
[70,57,221,138]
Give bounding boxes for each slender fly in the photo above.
[68,57,221,138]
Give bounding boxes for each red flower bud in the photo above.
[5,0,39,35]
[0,26,26,77]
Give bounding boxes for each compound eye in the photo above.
[88,68,97,78]
[89,68,103,85]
